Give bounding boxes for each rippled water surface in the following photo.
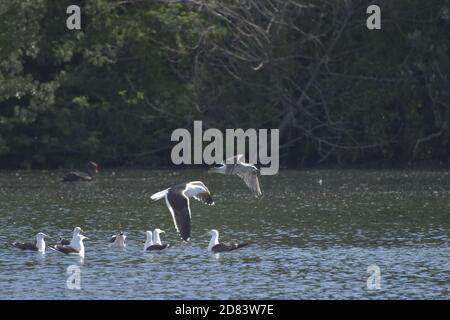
[0,169,448,299]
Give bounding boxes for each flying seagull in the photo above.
[150,181,214,241]
[144,230,170,251]
[11,233,50,253]
[208,154,262,197]
[109,231,126,248]
[58,226,84,246]
[52,234,89,257]
[207,229,248,253]
[62,161,98,182]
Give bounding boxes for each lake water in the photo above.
[0,169,448,299]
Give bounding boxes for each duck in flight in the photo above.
[144,229,170,251]
[208,155,262,197]
[52,234,89,257]
[150,181,214,241]
[11,232,51,253]
[62,161,98,182]
[109,231,126,248]
[207,229,248,253]
[58,226,84,246]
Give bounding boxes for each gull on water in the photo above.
[109,231,126,248]
[52,234,89,257]
[11,233,51,253]
[151,181,214,241]
[144,230,170,251]
[208,154,262,197]
[207,229,248,253]
[58,226,83,246]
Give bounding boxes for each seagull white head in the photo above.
[153,229,165,245]
[73,227,83,235]
[208,229,219,237]
[36,232,50,240]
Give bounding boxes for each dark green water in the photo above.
[0,169,448,299]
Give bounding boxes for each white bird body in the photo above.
[153,228,164,245]
[69,234,87,256]
[110,232,126,248]
[208,229,220,251]
[69,227,83,247]
[36,233,47,253]
[144,231,154,251]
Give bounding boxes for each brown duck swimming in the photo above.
[62,162,98,182]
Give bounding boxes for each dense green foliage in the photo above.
[0,0,448,169]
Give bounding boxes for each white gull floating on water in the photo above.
[58,226,83,246]
[109,231,126,248]
[207,229,248,253]
[144,230,170,251]
[11,232,50,253]
[52,234,89,257]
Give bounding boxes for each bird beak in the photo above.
[161,231,165,234]
[83,236,90,240]
[202,232,210,237]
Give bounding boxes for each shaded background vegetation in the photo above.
[0,0,448,169]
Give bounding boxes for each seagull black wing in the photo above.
[212,242,248,253]
[11,242,38,251]
[109,236,117,243]
[166,185,191,241]
[146,244,170,251]
[59,237,70,245]
[54,245,79,254]
[193,192,214,205]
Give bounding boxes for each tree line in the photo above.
[0,0,448,169]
